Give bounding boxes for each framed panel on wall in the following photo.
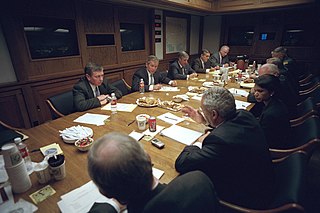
[165,17,187,54]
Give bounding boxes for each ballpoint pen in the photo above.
[127,120,135,126]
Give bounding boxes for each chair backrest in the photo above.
[219,151,308,212]
[111,79,131,96]
[46,90,74,119]
[270,151,307,211]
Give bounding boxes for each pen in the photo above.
[127,120,135,126]
[164,116,177,121]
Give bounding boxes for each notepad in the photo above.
[160,125,203,145]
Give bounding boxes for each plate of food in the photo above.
[202,81,223,88]
[158,100,183,112]
[187,86,207,94]
[136,97,158,107]
[240,82,255,89]
[60,126,93,144]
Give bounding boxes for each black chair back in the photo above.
[46,91,74,119]
[111,79,131,96]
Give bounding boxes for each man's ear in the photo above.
[85,74,91,81]
[212,110,219,121]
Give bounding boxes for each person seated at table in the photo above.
[191,49,212,73]
[131,55,177,92]
[253,74,291,149]
[209,45,230,69]
[175,86,274,209]
[73,62,122,112]
[167,51,198,80]
[87,132,219,213]
[271,46,296,74]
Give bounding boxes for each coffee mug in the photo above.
[48,154,66,180]
[34,161,51,184]
[136,116,147,131]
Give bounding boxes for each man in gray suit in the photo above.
[73,62,122,111]
[209,45,230,68]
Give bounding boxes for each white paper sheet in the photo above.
[101,103,137,112]
[191,94,203,101]
[129,131,144,141]
[142,125,165,138]
[160,125,203,145]
[152,167,164,180]
[228,88,249,97]
[157,112,184,125]
[73,113,110,126]
[235,100,251,109]
[156,86,180,92]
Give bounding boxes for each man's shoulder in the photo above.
[73,77,87,89]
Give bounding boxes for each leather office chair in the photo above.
[46,90,75,120]
[219,151,308,213]
[0,120,26,146]
[111,79,131,96]
[270,115,320,159]
[289,97,319,126]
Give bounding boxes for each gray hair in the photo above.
[259,64,280,76]
[147,55,159,64]
[87,132,153,203]
[202,86,236,120]
[178,51,189,59]
[84,62,103,76]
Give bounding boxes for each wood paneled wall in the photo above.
[0,0,153,128]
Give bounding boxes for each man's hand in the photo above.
[170,80,178,87]
[153,84,162,90]
[189,73,198,79]
[98,94,110,105]
[182,105,205,124]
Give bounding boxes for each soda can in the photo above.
[149,116,156,132]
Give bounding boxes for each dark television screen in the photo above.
[120,23,145,51]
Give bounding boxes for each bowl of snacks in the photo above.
[172,96,183,103]
[75,137,94,152]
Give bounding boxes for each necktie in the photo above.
[150,74,154,85]
[182,68,185,75]
[95,87,100,97]
[201,61,204,69]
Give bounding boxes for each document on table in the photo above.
[156,86,180,92]
[157,112,184,125]
[129,131,144,141]
[191,94,203,101]
[228,88,249,97]
[160,125,203,145]
[101,103,137,112]
[152,167,164,180]
[73,113,110,126]
[235,100,251,109]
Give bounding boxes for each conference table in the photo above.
[12,73,252,212]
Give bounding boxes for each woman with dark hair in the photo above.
[253,74,291,149]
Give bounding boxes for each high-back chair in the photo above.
[270,115,320,159]
[219,151,308,213]
[111,79,131,96]
[46,90,75,120]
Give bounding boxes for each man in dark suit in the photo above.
[131,55,177,92]
[73,62,122,112]
[209,45,230,68]
[191,49,212,73]
[175,86,275,209]
[167,51,197,80]
[88,132,219,213]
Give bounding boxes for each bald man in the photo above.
[209,45,230,69]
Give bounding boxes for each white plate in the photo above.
[240,82,255,89]
[61,127,93,144]
[202,81,222,88]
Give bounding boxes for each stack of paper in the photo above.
[228,88,249,97]
[160,125,203,145]
[156,86,180,92]
[157,112,184,125]
[235,100,251,109]
[101,103,137,112]
[73,113,110,126]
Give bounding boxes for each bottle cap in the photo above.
[14,137,22,144]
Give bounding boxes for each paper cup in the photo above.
[6,160,32,193]
[48,155,66,180]
[1,143,22,167]
[34,161,51,184]
[136,115,147,130]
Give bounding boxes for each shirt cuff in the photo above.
[193,142,202,149]
[149,85,154,91]
[186,75,189,80]
[169,80,173,85]
[206,69,210,73]
[105,199,122,213]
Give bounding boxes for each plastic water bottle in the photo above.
[14,137,33,172]
[139,79,145,94]
[111,93,117,114]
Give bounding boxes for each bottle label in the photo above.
[19,147,29,158]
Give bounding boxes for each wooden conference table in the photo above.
[14,73,251,212]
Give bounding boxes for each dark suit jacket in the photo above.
[89,171,219,213]
[257,98,291,149]
[175,110,274,209]
[167,61,196,80]
[209,52,229,67]
[73,77,122,112]
[131,67,171,92]
[191,58,211,73]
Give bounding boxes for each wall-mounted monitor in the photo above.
[120,23,145,51]
[259,32,276,41]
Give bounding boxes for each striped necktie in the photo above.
[95,87,100,97]
[150,74,154,85]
